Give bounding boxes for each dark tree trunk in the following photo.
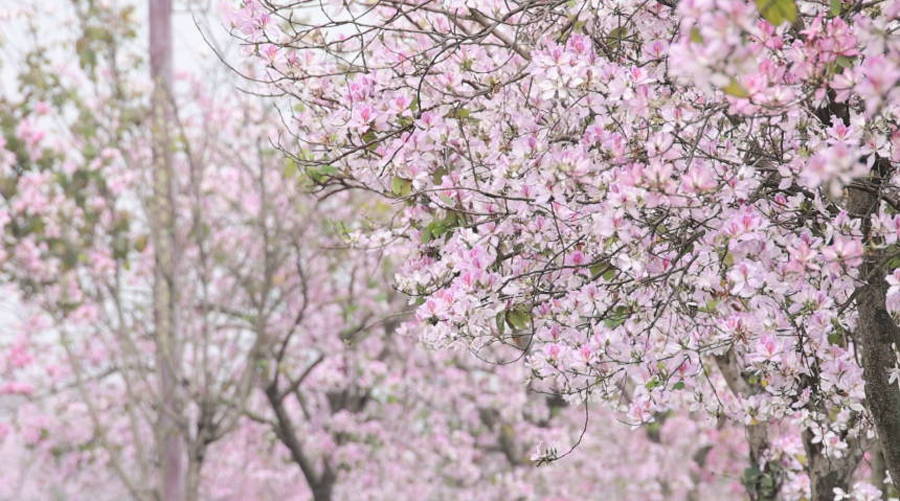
[265,383,337,501]
[848,157,900,489]
[716,351,782,501]
[802,429,863,501]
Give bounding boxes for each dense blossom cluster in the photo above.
[1,0,898,498]
[0,1,753,500]
[233,0,900,498]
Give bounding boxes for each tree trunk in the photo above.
[186,444,206,501]
[149,1,185,500]
[848,158,900,489]
[871,444,888,500]
[265,382,336,501]
[716,351,782,501]
[802,429,863,501]
[311,482,334,501]
[718,349,867,501]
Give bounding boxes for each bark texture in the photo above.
[802,429,864,501]
[849,157,900,489]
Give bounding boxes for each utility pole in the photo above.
[149,1,184,499]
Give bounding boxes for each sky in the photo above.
[0,0,242,96]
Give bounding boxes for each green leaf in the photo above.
[361,129,379,151]
[672,381,686,390]
[306,165,338,184]
[421,220,445,243]
[446,107,471,120]
[722,79,750,98]
[829,0,842,16]
[604,305,632,328]
[589,261,613,279]
[444,210,461,228]
[283,158,299,178]
[420,210,464,242]
[431,167,448,185]
[697,299,720,314]
[689,27,704,44]
[609,26,628,40]
[755,0,798,26]
[390,176,413,197]
[361,129,377,143]
[645,377,661,390]
[887,255,900,270]
[835,55,855,69]
[827,330,845,346]
[608,26,629,49]
[505,306,532,331]
[133,234,149,253]
[723,252,736,266]
[495,312,507,337]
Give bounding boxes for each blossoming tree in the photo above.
[0,1,751,500]
[229,0,900,498]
